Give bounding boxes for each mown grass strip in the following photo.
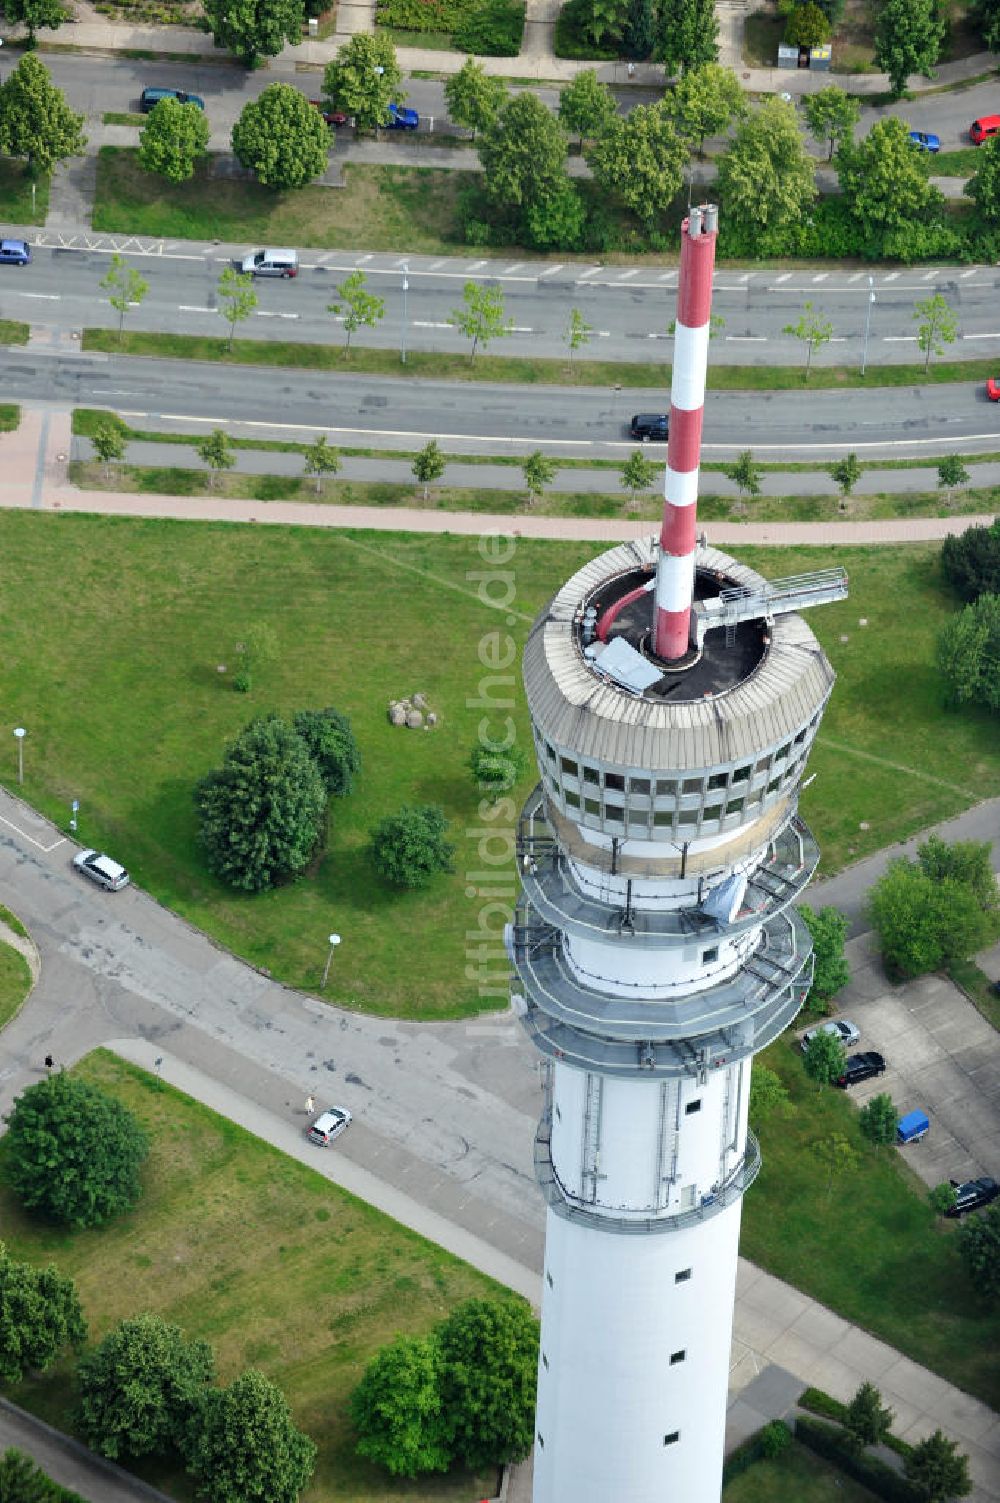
[0,402,22,427]
[0,940,32,1031]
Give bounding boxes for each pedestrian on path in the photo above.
[626,60,636,78]
[305,1094,315,1115]
[44,1053,53,1070]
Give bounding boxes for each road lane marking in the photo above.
[962,332,1000,339]
[467,259,487,270]
[726,335,766,341]
[883,335,917,342]
[503,262,524,273]
[413,320,452,328]
[773,273,791,283]
[576,267,600,279]
[255,311,300,319]
[0,812,65,853]
[178,304,214,313]
[19,292,61,300]
[539,264,564,276]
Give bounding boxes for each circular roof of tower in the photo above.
[523,538,835,772]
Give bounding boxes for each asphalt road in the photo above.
[14,345,1000,457]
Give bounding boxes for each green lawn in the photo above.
[0,940,31,1031]
[0,401,21,425]
[933,146,980,176]
[0,157,49,224]
[0,519,997,1013]
[724,1441,878,1501]
[1,1051,498,1503]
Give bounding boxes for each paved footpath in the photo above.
[0,1400,175,1503]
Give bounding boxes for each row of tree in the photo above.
[938,518,1000,714]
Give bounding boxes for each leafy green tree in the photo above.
[352,1335,451,1478]
[667,62,745,156]
[956,1202,1000,1297]
[655,0,719,73]
[783,300,833,379]
[301,435,340,493]
[748,1064,790,1125]
[967,135,1000,220]
[937,455,971,506]
[784,1,830,45]
[76,1315,214,1460]
[565,307,592,362]
[437,1299,538,1470]
[369,804,454,888]
[726,449,763,500]
[469,740,529,801]
[941,518,1000,603]
[918,834,998,912]
[184,1369,316,1503]
[217,265,258,351]
[232,84,329,188]
[973,0,1000,52]
[0,54,85,175]
[195,715,327,891]
[558,69,617,150]
[938,592,1000,712]
[195,429,235,491]
[837,117,940,232]
[3,1074,149,1228]
[522,450,556,506]
[802,1031,846,1089]
[138,97,209,183]
[623,0,655,57]
[803,85,860,160]
[929,1181,957,1215]
[323,35,403,134]
[203,0,303,67]
[717,97,816,235]
[619,449,657,509]
[479,91,569,227]
[858,1093,899,1149]
[799,904,850,1006]
[330,269,385,355]
[576,0,629,47]
[412,439,446,499]
[101,254,149,343]
[444,57,506,140]
[914,292,958,374]
[904,1429,972,1502]
[812,1132,859,1198]
[523,178,585,251]
[0,1447,66,1500]
[292,707,360,796]
[449,280,513,360]
[868,856,993,975]
[845,1381,894,1450]
[874,0,944,97]
[3,0,66,45]
[829,453,862,499]
[0,1244,86,1382]
[588,102,687,229]
[91,419,128,479]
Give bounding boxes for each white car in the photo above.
[800,1019,860,1052]
[73,849,130,892]
[307,1107,352,1146]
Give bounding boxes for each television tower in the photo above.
[509,205,847,1503]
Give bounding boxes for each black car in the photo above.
[835,1051,886,1088]
[629,413,668,442]
[945,1176,999,1217]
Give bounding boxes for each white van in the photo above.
[240,248,298,279]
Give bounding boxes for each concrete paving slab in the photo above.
[789,1302,853,1349]
[828,1327,901,1381]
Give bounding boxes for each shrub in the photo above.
[76,1315,214,1460]
[453,0,524,53]
[368,804,455,888]
[796,1416,921,1502]
[941,517,1000,603]
[759,1420,793,1457]
[553,0,620,57]
[292,707,361,797]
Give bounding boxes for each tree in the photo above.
[138,97,210,184]
[523,178,585,252]
[914,292,958,374]
[412,439,446,499]
[588,102,687,229]
[330,269,385,355]
[565,307,592,363]
[0,1243,86,1383]
[803,85,860,160]
[748,1064,790,1125]
[858,1093,898,1149]
[784,2,830,46]
[352,1335,450,1478]
[0,54,85,176]
[867,856,993,976]
[76,1315,214,1460]
[619,450,657,510]
[655,0,719,74]
[956,1202,1000,1297]
[0,1448,67,1500]
[575,0,629,48]
[469,741,529,801]
[232,84,330,188]
[202,0,303,68]
[717,98,816,235]
[449,281,513,361]
[837,117,940,230]
[938,456,971,507]
[937,592,1000,712]
[829,453,862,499]
[437,1299,538,1470]
[623,0,655,57]
[845,1381,894,1450]
[917,834,998,913]
[799,905,850,1007]
[444,57,506,141]
[91,419,128,479]
[967,135,1000,220]
[302,435,340,493]
[292,707,360,796]
[184,1369,316,1503]
[904,1429,972,1502]
[667,62,745,157]
[929,1181,958,1215]
[974,0,1000,50]
[196,429,235,491]
[323,35,402,135]
[101,254,149,343]
[874,0,944,98]
[783,300,833,379]
[558,69,617,151]
[802,1030,846,1089]
[195,715,327,891]
[522,450,556,507]
[3,0,66,46]
[941,518,1000,603]
[479,92,569,228]
[726,449,763,500]
[217,265,258,351]
[369,804,454,889]
[3,1073,149,1228]
[811,1132,859,1198]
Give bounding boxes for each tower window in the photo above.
[605,805,624,823]
[726,798,744,815]
[681,777,702,795]
[542,1352,549,1369]
[605,772,625,792]
[584,798,600,815]
[794,728,807,745]
[670,1350,686,1365]
[703,806,723,823]
[561,756,578,776]
[685,1099,702,1115]
[546,1271,554,1288]
[701,947,718,964]
[732,765,751,783]
[564,791,580,809]
[675,1268,691,1284]
[775,743,791,761]
[708,772,727,790]
[653,811,673,827]
[544,741,556,762]
[583,765,599,784]
[537,1433,545,1449]
[656,779,677,796]
[630,776,650,795]
[663,1431,680,1446]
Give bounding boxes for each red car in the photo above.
[987,378,1000,401]
[309,100,348,127]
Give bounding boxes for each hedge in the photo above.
[553,0,620,57]
[375,0,523,48]
[799,1386,915,1461]
[795,1416,921,1503]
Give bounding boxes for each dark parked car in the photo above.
[140,87,205,113]
[629,413,668,442]
[835,1051,886,1088]
[945,1176,999,1217]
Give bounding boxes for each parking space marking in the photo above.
[0,813,65,854]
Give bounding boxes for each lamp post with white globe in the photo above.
[13,727,25,785]
[321,933,342,989]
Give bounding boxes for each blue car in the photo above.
[385,103,419,130]
[908,130,940,153]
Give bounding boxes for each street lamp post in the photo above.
[321,932,341,989]
[373,65,385,136]
[401,262,409,365]
[13,727,25,785]
[70,798,79,833]
[861,275,877,377]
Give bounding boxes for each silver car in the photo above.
[800,1019,860,1052]
[73,849,130,892]
[307,1107,352,1146]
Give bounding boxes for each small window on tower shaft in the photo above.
[537,1433,545,1449]
[670,1349,686,1365]
[675,1268,692,1284]
[663,1431,680,1446]
[546,1271,554,1288]
[542,1352,549,1369]
[605,772,625,792]
[685,1099,702,1115]
[561,756,578,776]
